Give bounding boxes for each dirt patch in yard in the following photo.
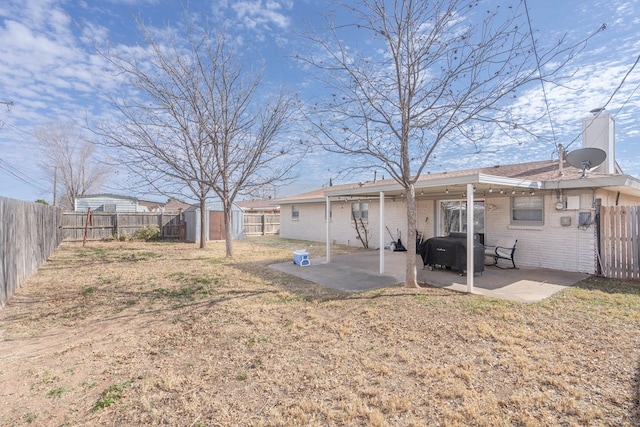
[1,237,639,426]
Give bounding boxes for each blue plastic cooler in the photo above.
[293,250,310,266]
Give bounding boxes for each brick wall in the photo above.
[279,188,640,274]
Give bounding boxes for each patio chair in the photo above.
[485,238,517,269]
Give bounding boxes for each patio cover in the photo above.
[321,173,549,293]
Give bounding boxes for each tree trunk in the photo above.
[405,184,418,288]
[199,198,206,249]
[224,201,234,258]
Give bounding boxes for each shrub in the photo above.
[134,226,161,241]
[119,232,132,242]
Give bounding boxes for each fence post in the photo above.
[115,212,119,240]
[595,200,602,276]
[82,208,91,247]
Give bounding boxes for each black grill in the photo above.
[418,233,485,276]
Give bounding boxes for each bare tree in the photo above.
[35,122,110,210]
[299,0,603,287]
[95,16,303,254]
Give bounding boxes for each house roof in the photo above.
[274,159,640,203]
[76,193,138,201]
[163,201,192,212]
[235,199,280,211]
[138,199,165,210]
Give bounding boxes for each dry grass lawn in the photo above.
[0,237,639,426]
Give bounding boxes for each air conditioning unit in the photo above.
[555,201,566,210]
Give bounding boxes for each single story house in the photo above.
[163,200,192,213]
[74,194,153,212]
[275,113,640,278]
[137,199,165,212]
[236,199,280,214]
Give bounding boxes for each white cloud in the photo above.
[1,0,639,201]
[232,0,291,30]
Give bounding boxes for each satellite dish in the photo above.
[566,147,606,178]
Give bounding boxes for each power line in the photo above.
[0,158,48,192]
[3,122,36,140]
[614,79,640,115]
[523,0,557,149]
[601,54,640,113]
[564,53,640,150]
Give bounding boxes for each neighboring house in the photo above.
[163,200,192,213]
[276,113,640,275]
[236,199,281,236]
[74,194,150,212]
[137,199,165,212]
[236,199,280,214]
[183,200,244,242]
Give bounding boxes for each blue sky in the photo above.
[0,0,639,203]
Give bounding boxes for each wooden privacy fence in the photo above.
[1,197,64,307]
[63,212,184,241]
[243,213,280,236]
[599,205,640,279]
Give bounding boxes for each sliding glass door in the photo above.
[439,200,485,244]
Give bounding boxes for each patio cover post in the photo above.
[466,183,474,293]
[326,196,331,263]
[379,191,385,274]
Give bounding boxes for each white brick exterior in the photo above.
[280,188,640,275]
[482,191,597,273]
[280,198,420,249]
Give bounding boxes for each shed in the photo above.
[184,200,244,243]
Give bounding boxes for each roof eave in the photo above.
[324,173,544,198]
[551,175,640,197]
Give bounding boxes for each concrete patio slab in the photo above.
[270,253,402,293]
[269,250,591,302]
